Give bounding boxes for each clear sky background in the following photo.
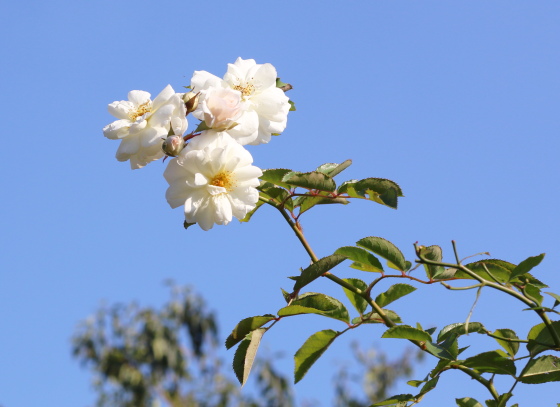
[1,1,560,406]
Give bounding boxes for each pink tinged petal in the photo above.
[128,90,151,106]
[115,136,140,161]
[103,120,130,139]
[108,101,134,120]
[252,63,277,91]
[191,71,223,92]
[151,85,175,110]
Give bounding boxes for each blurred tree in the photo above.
[72,283,419,407]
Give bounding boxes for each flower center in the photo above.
[232,80,255,98]
[129,101,152,121]
[210,171,236,192]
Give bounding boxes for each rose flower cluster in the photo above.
[103,58,292,230]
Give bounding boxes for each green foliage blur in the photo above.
[73,282,419,407]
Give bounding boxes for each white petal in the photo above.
[164,157,187,183]
[251,88,290,122]
[165,181,189,209]
[141,126,167,148]
[225,110,259,145]
[252,63,277,91]
[108,101,134,120]
[224,58,257,83]
[115,136,140,161]
[194,173,208,186]
[152,85,175,110]
[103,120,130,139]
[128,90,151,106]
[233,165,262,182]
[191,71,223,92]
[212,194,233,225]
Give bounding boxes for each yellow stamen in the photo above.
[232,81,255,98]
[210,171,236,192]
[129,101,152,121]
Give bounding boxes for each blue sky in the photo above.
[1,1,560,406]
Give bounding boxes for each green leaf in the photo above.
[342,278,368,314]
[289,100,296,111]
[437,322,486,343]
[430,359,452,377]
[356,236,407,271]
[352,309,402,324]
[258,186,293,211]
[524,283,544,305]
[338,178,403,209]
[294,329,339,383]
[233,328,266,386]
[370,394,415,406]
[225,315,276,349]
[315,160,352,177]
[293,254,346,291]
[462,350,516,375]
[545,291,560,308]
[519,355,560,384]
[509,253,545,281]
[194,120,211,132]
[295,192,348,216]
[492,329,519,357]
[418,376,439,396]
[424,339,458,360]
[382,325,432,342]
[281,288,291,303]
[417,245,444,279]
[277,292,349,323]
[375,284,416,308]
[183,221,196,230]
[282,171,336,192]
[260,168,293,189]
[334,246,384,272]
[239,199,265,222]
[276,78,288,88]
[455,397,484,407]
[456,259,514,283]
[527,321,560,356]
[407,380,424,388]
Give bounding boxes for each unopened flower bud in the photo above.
[182,91,200,114]
[162,135,185,157]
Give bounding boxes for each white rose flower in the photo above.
[164,132,262,231]
[103,85,187,169]
[191,57,290,145]
[200,87,245,130]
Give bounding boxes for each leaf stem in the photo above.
[415,243,560,348]
[452,364,500,401]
